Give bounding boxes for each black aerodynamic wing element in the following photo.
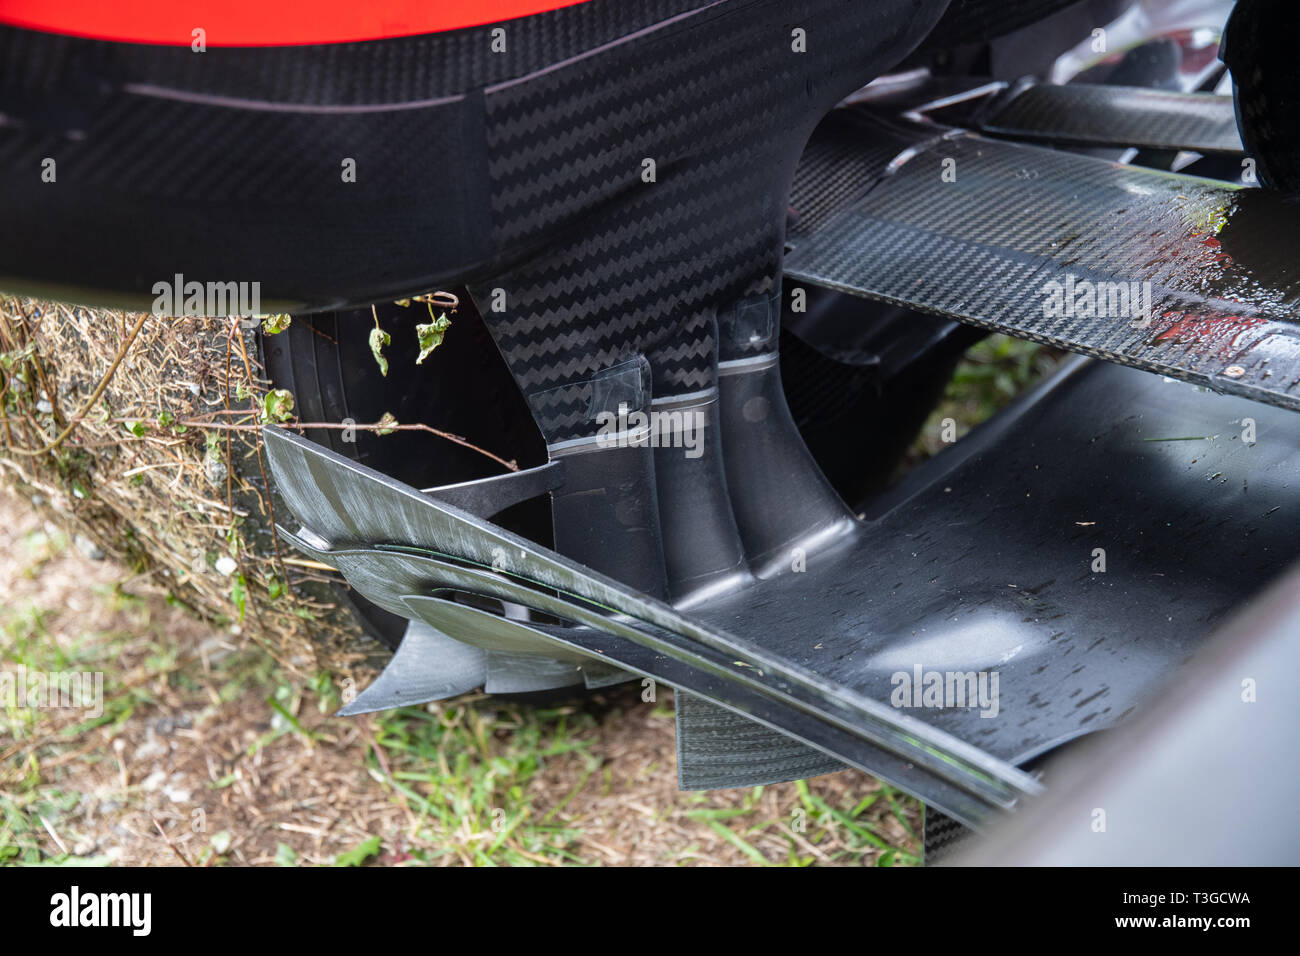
[785,108,1300,413]
[979,84,1242,154]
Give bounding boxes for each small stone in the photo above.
[215,555,238,576]
[154,714,192,735]
[165,786,192,805]
[74,534,105,561]
[133,728,167,761]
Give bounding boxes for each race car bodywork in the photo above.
[2,0,1295,854]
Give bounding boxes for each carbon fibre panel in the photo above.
[980,84,1242,154]
[676,690,845,790]
[786,111,1300,412]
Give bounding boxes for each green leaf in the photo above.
[261,388,295,424]
[125,421,146,438]
[260,314,292,334]
[375,411,398,436]
[334,835,381,867]
[275,843,299,867]
[369,326,391,377]
[415,314,452,364]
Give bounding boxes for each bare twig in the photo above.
[150,814,195,867]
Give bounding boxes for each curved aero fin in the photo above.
[337,618,486,717]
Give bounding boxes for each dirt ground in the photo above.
[0,489,921,866]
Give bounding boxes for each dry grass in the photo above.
[0,299,387,683]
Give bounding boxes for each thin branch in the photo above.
[150,814,195,867]
[222,420,519,472]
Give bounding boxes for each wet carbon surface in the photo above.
[786,110,1300,413]
[690,356,1300,766]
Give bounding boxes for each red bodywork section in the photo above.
[0,0,591,45]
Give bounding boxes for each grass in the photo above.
[364,702,599,865]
